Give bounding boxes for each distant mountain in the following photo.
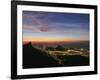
[31,41,89,50]
[23,42,60,68]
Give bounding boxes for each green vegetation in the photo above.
[55,45,65,51]
[45,46,55,51]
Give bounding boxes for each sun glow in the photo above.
[23,36,83,43]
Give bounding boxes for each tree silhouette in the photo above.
[55,45,65,51]
[45,46,55,51]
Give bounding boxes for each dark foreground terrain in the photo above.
[23,42,60,68]
[23,42,89,69]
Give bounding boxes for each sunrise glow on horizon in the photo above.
[23,36,89,43]
[22,11,89,43]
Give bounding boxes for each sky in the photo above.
[22,11,89,43]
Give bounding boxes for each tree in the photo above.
[45,46,55,51]
[55,45,65,51]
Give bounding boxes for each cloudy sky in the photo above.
[22,11,89,43]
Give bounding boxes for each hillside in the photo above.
[23,42,89,68]
[23,42,60,68]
